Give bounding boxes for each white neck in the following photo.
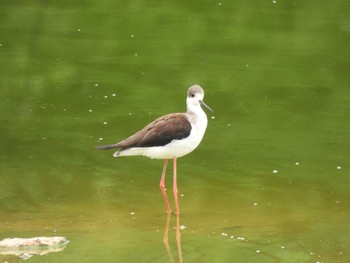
[186,99,208,130]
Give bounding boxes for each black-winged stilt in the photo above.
[97,85,212,214]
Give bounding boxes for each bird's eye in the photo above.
[190,93,195,98]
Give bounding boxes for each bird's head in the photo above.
[187,84,213,112]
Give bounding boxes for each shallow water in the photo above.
[1,0,350,262]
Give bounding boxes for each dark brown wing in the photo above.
[115,113,191,149]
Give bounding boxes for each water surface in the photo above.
[1,0,350,262]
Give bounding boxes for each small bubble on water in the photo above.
[295,162,300,165]
[179,225,186,230]
[273,170,278,174]
[221,233,228,236]
[112,93,116,96]
[336,166,342,170]
[103,122,107,125]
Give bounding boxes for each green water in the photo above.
[1,0,350,262]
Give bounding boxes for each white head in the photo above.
[186,84,213,113]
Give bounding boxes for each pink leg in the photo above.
[160,159,171,213]
[173,157,180,215]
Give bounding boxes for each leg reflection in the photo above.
[176,213,183,263]
[163,213,174,263]
[163,213,183,263]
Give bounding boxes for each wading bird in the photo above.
[97,85,212,214]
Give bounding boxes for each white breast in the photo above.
[115,110,208,159]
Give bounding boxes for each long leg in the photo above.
[173,157,180,215]
[160,159,171,213]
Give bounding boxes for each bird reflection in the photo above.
[163,213,183,263]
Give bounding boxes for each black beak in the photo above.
[199,100,214,112]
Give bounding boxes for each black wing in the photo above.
[115,113,192,149]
